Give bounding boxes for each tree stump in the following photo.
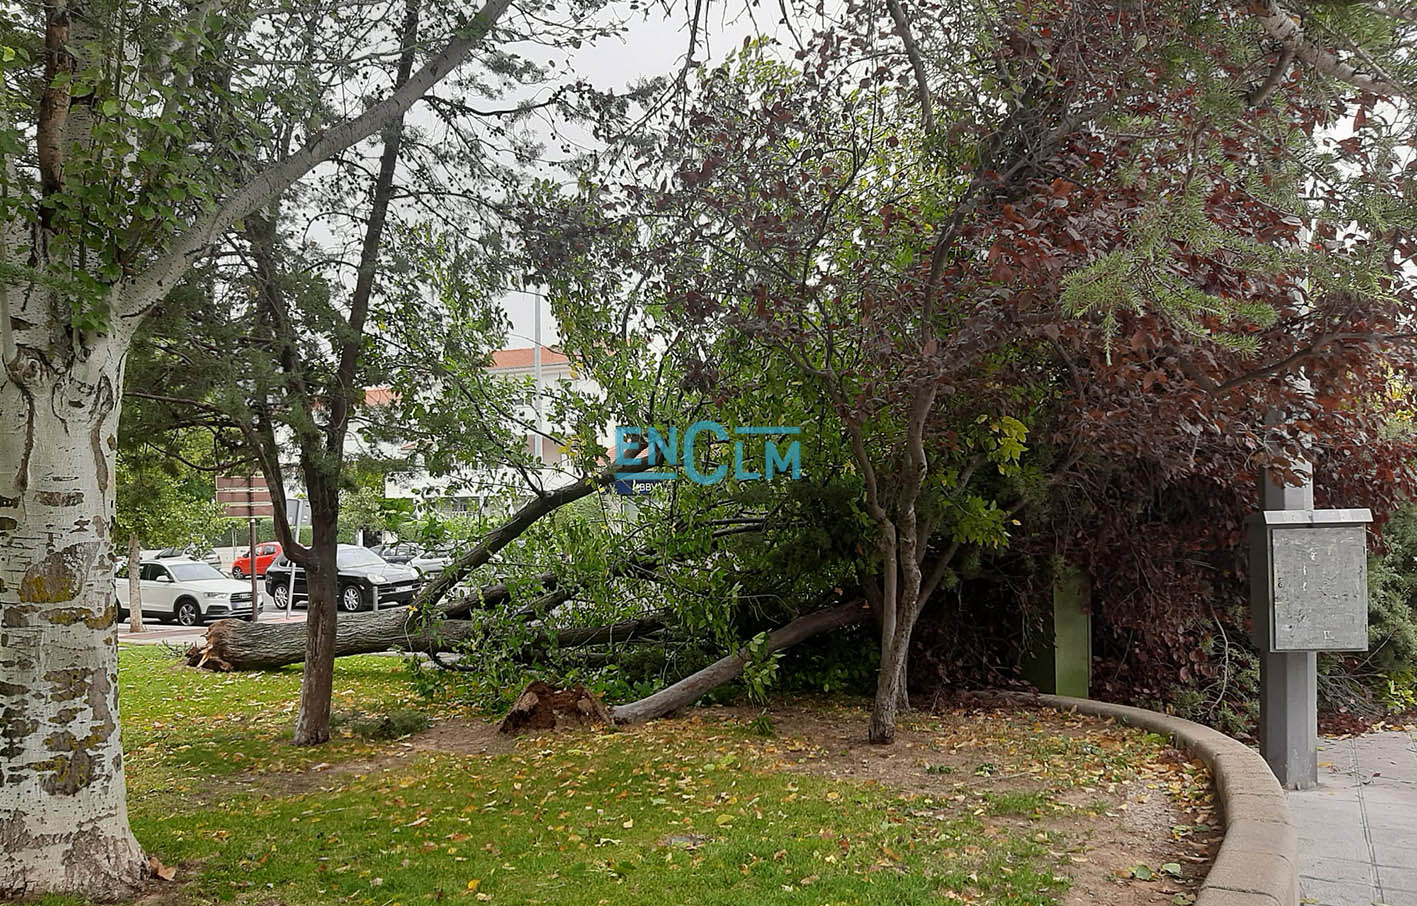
[496,681,612,735]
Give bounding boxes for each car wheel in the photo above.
[339,584,364,613]
[231,565,245,579]
[273,585,290,610]
[174,598,201,627]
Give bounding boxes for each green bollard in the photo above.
[1021,561,1091,699]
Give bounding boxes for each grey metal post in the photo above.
[1258,465,1318,790]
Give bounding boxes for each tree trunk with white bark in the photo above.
[0,0,514,891]
[126,532,143,633]
[0,340,148,898]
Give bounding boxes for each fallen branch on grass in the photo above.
[608,599,869,724]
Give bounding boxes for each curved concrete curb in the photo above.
[1021,694,1298,906]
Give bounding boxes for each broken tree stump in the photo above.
[496,681,612,735]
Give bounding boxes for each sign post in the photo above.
[1248,467,1371,790]
[247,518,260,622]
[285,497,306,612]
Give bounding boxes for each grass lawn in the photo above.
[66,646,1215,906]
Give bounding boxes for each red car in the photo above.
[232,542,282,579]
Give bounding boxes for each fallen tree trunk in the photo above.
[608,600,869,724]
[186,500,757,672]
[184,579,521,670]
[189,463,643,671]
[186,610,483,670]
[187,611,664,671]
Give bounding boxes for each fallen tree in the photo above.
[608,599,869,724]
[184,578,523,669]
[187,611,664,671]
[185,497,757,672]
[183,459,644,670]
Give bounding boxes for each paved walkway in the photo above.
[1288,730,1417,906]
[117,608,305,645]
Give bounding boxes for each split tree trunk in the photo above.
[126,532,143,633]
[0,343,147,897]
[609,601,867,724]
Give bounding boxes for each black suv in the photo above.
[264,544,421,612]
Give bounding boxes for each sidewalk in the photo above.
[117,608,306,645]
[1288,729,1417,906]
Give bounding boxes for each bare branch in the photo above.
[1247,42,1297,105]
[884,0,936,134]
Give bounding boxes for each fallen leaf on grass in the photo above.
[147,856,177,882]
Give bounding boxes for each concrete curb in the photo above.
[1020,694,1298,906]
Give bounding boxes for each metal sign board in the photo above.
[1250,509,1371,653]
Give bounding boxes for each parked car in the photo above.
[231,541,282,579]
[154,546,222,569]
[114,558,255,626]
[370,542,420,564]
[371,542,453,576]
[408,546,453,576]
[264,544,421,613]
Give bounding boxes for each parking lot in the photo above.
[116,545,305,645]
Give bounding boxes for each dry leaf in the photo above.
[147,855,177,882]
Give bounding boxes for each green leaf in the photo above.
[1131,864,1154,880]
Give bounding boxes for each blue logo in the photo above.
[614,422,802,486]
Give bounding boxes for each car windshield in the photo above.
[338,547,385,569]
[166,562,225,581]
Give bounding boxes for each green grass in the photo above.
[119,648,439,787]
[98,646,1198,906]
[983,790,1051,816]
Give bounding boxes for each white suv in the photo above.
[115,558,256,626]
